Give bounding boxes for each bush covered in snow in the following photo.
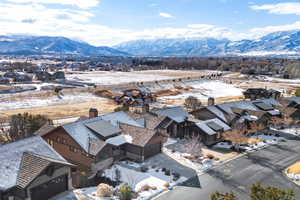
[96,183,113,197]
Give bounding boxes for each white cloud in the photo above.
[251,2,300,15]
[159,12,174,18]
[2,0,300,46]
[6,0,101,9]
[249,21,300,37]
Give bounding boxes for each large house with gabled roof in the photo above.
[37,110,167,183]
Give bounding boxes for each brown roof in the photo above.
[120,124,158,147]
[34,124,57,137]
[126,112,168,130]
[17,152,73,189]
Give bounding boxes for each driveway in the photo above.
[156,139,300,200]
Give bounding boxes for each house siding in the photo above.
[42,128,94,169]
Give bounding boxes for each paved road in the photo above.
[156,139,300,200]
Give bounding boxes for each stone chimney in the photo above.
[89,108,98,118]
[207,97,215,106]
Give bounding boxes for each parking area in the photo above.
[156,138,300,200]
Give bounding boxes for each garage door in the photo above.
[30,174,68,200]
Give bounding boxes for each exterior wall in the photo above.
[26,165,71,200]
[91,158,114,174]
[125,144,143,162]
[42,128,94,169]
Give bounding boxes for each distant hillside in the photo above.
[0,35,129,56]
[114,30,300,57]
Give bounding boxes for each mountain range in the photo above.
[115,30,300,57]
[0,35,129,56]
[1,30,300,56]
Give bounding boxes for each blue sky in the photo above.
[0,0,300,46]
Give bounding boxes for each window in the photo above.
[62,139,67,144]
[69,146,75,152]
[47,139,54,147]
[56,136,61,143]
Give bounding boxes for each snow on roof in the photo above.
[152,106,188,123]
[63,120,100,154]
[106,135,133,146]
[100,111,143,128]
[0,136,67,191]
[62,111,142,153]
[196,118,231,136]
[207,106,228,122]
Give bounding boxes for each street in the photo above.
[156,139,300,200]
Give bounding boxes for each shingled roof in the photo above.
[151,106,189,123]
[17,152,72,189]
[119,124,158,147]
[0,136,71,191]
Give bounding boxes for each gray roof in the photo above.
[287,97,300,105]
[0,136,68,191]
[217,101,259,115]
[152,106,189,123]
[253,102,273,111]
[85,120,121,138]
[196,118,231,136]
[100,111,143,128]
[207,106,228,122]
[62,111,142,154]
[62,119,101,154]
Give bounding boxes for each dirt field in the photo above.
[0,99,117,121]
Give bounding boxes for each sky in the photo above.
[0,0,300,46]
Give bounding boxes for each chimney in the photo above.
[89,108,98,118]
[207,97,215,106]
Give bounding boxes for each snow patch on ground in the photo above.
[103,163,187,194]
[66,70,207,85]
[159,80,243,101]
[0,93,105,111]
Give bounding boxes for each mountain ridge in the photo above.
[114,30,300,56]
[0,35,129,56]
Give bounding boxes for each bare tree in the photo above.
[184,96,202,111]
[183,135,203,157]
[223,124,249,145]
[0,119,9,144]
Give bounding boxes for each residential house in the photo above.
[37,110,166,181]
[282,97,300,121]
[151,106,190,138]
[188,118,232,145]
[0,136,73,200]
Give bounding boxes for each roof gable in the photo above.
[152,106,188,123]
[0,136,68,191]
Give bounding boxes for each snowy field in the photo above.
[158,80,243,101]
[0,93,105,111]
[66,70,215,85]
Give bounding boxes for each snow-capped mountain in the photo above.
[114,30,300,56]
[114,38,230,56]
[0,35,129,56]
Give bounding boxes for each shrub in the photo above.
[119,184,133,200]
[165,169,171,176]
[151,186,157,190]
[207,154,215,159]
[139,184,151,192]
[163,182,170,188]
[140,166,148,172]
[295,89,300,97]
[96,183,113,197]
